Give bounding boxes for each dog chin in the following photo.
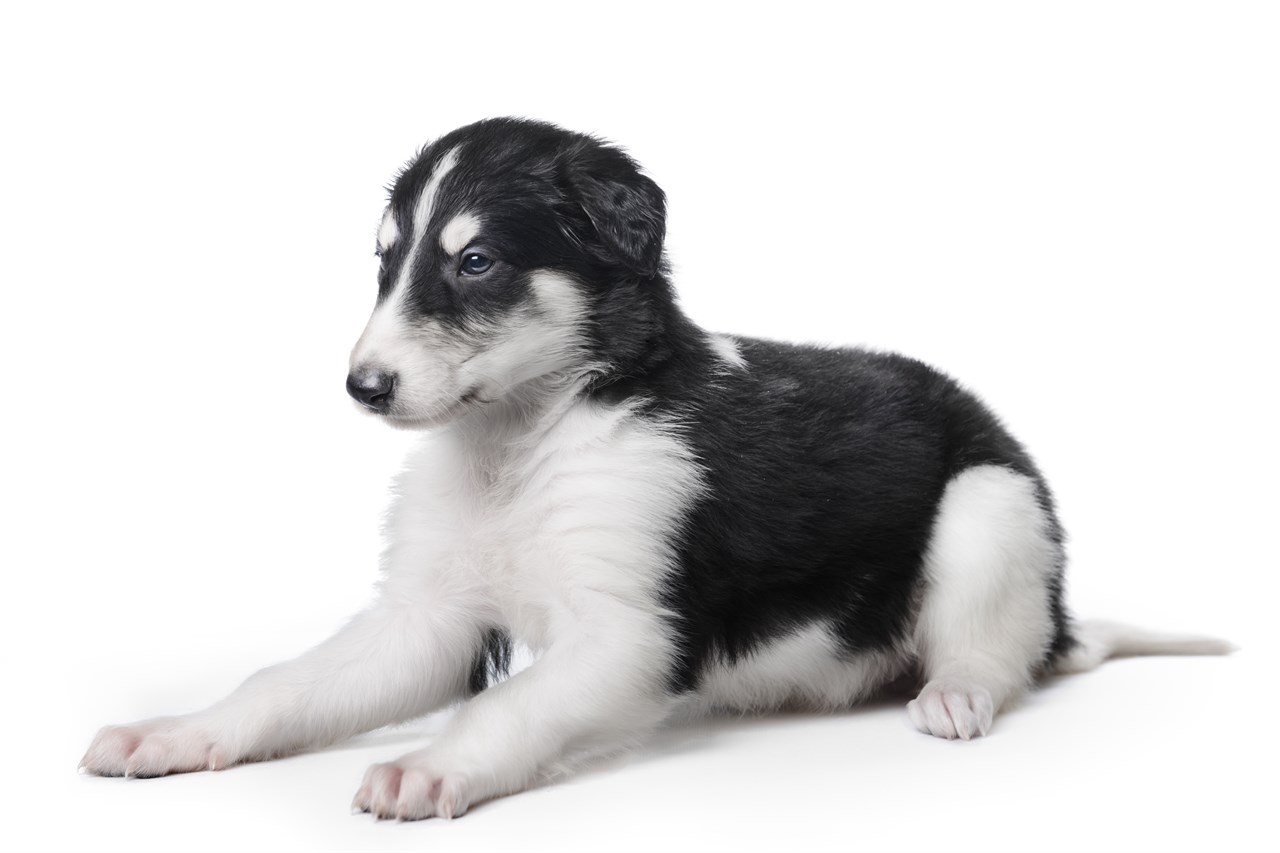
[381,413,453,431]
[379,394,483,431]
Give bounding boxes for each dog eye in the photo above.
[459,253,494,276]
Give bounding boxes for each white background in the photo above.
[1,2,1276,851]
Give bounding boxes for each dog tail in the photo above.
[1051,619,1236,674]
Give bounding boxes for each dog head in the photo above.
[347,118,668,428]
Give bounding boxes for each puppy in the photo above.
[81,118,1231,819]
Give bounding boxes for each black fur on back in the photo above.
[401,119,1072,695]
[598,326,1072,692]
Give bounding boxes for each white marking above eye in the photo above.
[377,208,399,253]
[440,212,482,257]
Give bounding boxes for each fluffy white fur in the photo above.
[908,465,1058,739]
[82,389,705,814]
[693,623,904,713]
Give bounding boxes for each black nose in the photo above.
[346,370,396,412]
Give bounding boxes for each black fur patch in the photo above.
[467,628,513,695]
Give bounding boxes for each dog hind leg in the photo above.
[908,464,1060,740]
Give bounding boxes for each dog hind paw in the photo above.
[906,682,995,740]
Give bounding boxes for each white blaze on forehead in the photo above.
[440,212,481,257]
[385,144,464,300]
[353,145,464,373]
[377,208,399,252]
[411,145,461,240]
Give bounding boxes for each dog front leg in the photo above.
[352,596,674,819]
[81,591,485,777]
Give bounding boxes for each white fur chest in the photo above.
[382,396,705,653]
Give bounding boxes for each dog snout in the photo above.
[346,369,397,412]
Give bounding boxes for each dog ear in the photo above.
[565,143,667,278]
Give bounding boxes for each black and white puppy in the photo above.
[82,118,1230,819]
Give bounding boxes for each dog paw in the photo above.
[352,752,471,821]
[80,717,232,777]
[907,682,994,740]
